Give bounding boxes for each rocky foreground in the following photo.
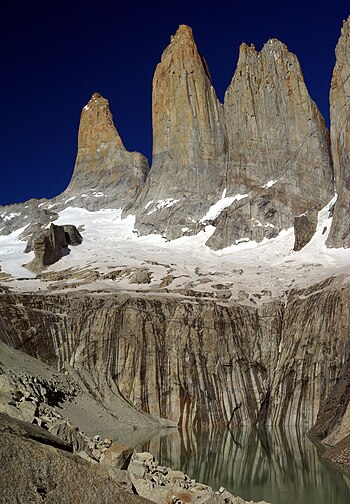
[0,341,268,504]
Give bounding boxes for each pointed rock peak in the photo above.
[342,15,350,32]
[160,24,211,81]
[336,15,350,53]
[261,38,290,56]
[78,92,124,150]
[171,24,194,43]
[236,37,300,75]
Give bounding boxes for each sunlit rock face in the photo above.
[129,25,227,239]
[62,92,149,210]
[207,40,334,250]
[129,26,333,248]
[327,17,350,248]
[1,277,348,429]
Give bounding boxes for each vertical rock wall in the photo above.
[131,25,227,239]
[0,278,348,430]
[327,17,350,247]
[62,92,149,210]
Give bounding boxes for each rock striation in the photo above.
[0,277,348,430]
[327,17,350,247]
[61,92,149,211]
[207,40,333,249]
[128,25,227,239]
[127,27,334,247]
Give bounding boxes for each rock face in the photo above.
[0,25,336,251]
[129,25,227,239]
[327,17,350,247]
[293,209,318,251]
[26,223,82,272]
[207,40,333,249]
[62,92,149,210]
[128,28,333,247]
[0,277,348,429]
[0,415,152,504]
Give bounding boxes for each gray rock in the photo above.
[129,269,152,284]
[59,92,149,212]
[127,25,227,239]
[62,225,83,246]
[25,223,82,272]
[0,422,152,504]
[293,209,318,251]
[327,16,350,247]
[48,420,91,454]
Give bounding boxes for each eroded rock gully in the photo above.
[0,276,348,431]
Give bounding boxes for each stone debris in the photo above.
[25,223,83,272]
[0,363,270,504]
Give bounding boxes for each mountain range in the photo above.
[0,16,350,503]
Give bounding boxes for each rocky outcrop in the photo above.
[25,223,82,272]
[128,28,334,247]
[293,209,318,251]
[0,277,348,430]
[0,414,152,504]
[129,25,227,239]
[61,92,149,211]
[327,17,350,248]
[208,40,333,249]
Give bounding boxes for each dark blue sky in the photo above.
[1,0,349,206]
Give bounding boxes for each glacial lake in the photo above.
[136,425,350,504]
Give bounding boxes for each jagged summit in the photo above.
[78,92,125,150]
[204,32,334,250]
[128,23,226,239]
[1,20,349,251]
[60,92,149,211]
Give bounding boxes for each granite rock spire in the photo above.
[207,39,334,249]
[63,92,149,210]
[128,25,227,239]
[327,16,350,247]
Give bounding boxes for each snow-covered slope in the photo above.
[0,197,349,304]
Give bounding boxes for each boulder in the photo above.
[25,223,82,272]
[293,209,318,251]
[100,443,133,469]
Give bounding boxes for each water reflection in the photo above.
[139,426,350,504]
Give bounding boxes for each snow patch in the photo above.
[65,196,76,204]
[2,212,21,222]
[200,191,248,223]
[262,180,277,189]
[147,199,179,215]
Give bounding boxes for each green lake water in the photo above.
[137,426,350,504]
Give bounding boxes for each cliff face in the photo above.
[128,26,334,246]
[61,92,149,210]
[130,25,227,239]
[207,40,333,249]
[1,277,348,430]
[327,17,350,247]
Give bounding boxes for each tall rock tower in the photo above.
[207,40,334,249]
[327,17,350,248]
[130,25,227,239]
[62,93,149,210]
